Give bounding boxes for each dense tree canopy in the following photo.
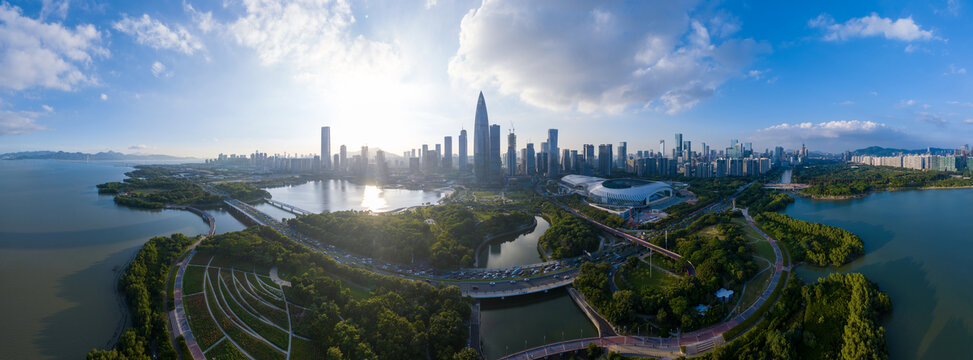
[755,212,864,267]
[538,202,600,259]
[288,204,533,269]
[87,234,194,360]
[795,163,973,197]
[707,273,892,360]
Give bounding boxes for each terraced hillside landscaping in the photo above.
[182,256,306,360]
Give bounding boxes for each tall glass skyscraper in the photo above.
[320,126,330,170]
[490,124,501,177]
[675,133,683,158]
[547,129,558,178]
[443,136,452,170]
[458,129,468,172]
[507,131,517,176]
[473,92,490,182]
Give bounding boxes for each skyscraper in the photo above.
[617,141,627,169]
[339,145,347,173]
[360,146,369,176]
[507,131,516,176]
[674,133,683,158]
[584,144,595,175]
[473,92,490,182]
[548,129,559,178]
[443,136,453,170]
[490,124,502,177]
[525,143,536,175]
[320,126,331,170]
[659,140,666,158]
[598,144,613,176]
[458,129,468,172]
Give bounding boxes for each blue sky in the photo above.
[1,0,971,157]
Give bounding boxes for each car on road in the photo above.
[489,281,496,286]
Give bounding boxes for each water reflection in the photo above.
[361,185,388,212]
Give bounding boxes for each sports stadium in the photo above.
[560,175,674,206]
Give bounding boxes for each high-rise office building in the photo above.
[584,144,595,175]
[562,149,571,173]
[659,140,666,158]
[507,131,517,176]
[443,136,453,170]
[339,145,347,173]
[598,144,613,176]
[360,146,369,176]
[473,92,490,182]
[548,129,559,178]
[570,150,579,174]
[458,130,468,171]
[617,141,627,169]
[674,133,683,158]
[490,124,501,177]
[421,144,429,168]
[435,144,441,170]
[320,126,331,170]
[525,143,536,175]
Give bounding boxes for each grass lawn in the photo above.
[206,271,286,360]
[620,260,678,290]
[189,253,213,266]
[732,218,764,243]
[731,264,774,318]
[215,272,289,350]
[289,337,322,360]
[183,266,206,294]
[753,240,775,262]
[204,338,248,359]
[183,293,223,349]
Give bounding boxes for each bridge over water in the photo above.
[264,198,313,216]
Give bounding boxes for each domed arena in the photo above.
[561,175,674,206]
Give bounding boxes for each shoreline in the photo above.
[796,184,973,200]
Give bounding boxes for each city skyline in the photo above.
[2,1,973,157]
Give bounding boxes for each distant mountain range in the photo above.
[851,146,953,156]
[0,150,192,161]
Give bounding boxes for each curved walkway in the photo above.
[168,206,215,360]
[499,207,787,359]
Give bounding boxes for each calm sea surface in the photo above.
[0,160,221,359]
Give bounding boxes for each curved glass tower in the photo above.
[473,92,490,182]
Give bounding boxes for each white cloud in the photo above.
[42,104,54,112]
[964,119,973,124]
[151,61,173,78]
[837,100,854,105]
[39,0,70,21]
[753,120,915,151]
[448,1,768,114]
[0,3,107,91]
[946,64,966,75]
[113,14,204,55]
[100,93,108,101]
[425,0,437,9]
[809,13,935,42]
[183,2,216,33]
[0,110,47,135]
[129,144,148,150]
[899,99,916,107]
[226,0,403,78]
